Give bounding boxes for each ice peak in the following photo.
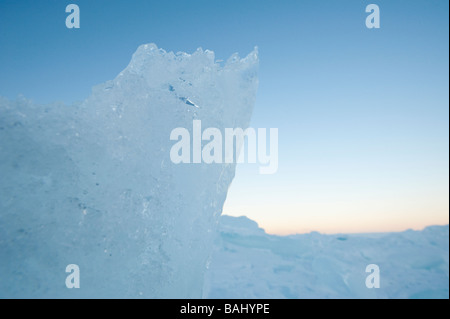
[125,43,258,76]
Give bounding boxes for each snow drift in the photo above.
[204,216,449,299]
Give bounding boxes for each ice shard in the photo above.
[0,44,258,298]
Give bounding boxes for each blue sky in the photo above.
[1,0,448,234]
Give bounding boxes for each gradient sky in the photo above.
[0,0,448,234]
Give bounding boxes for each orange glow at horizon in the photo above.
[223,193,450,235]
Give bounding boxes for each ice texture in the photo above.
[204,216,449,299]
[0,44,258,298]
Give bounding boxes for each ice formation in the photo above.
[204,216,449,299]
[0,44,258,298]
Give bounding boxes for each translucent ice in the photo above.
[0,44,258,298]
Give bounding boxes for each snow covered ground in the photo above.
[204,215,449,299]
